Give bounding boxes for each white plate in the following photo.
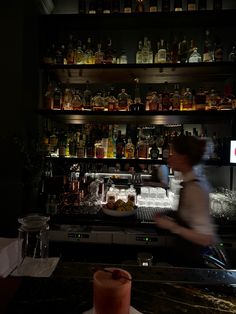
[102,206,137,217]
[83,306,142,314]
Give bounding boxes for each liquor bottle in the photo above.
[229,46,236,62]
[71,89,83,110]
[104,38,116,64]
[94,43,104,64]
[74,40,84,64]
[213,0,222,10]
[78,0,86,14]
[116,130,125,158]
[66,34,75,64]
[107,126,115,158]
[83,81,92,110]
[188,47,202,63]
[124,0,132,13]
[174,0,182,11]
[53,85,62,110]
[194,87,206,110]
[131,77,145,111]
[88,0,97,13]
[149,0,158,12]
[55,44,66,64]
[112,0,120,13]
[155,39,166,63]
[148,40,153,63]
[125,138,135,159]
[119,49,128,64]
[117,88,130,111]
[135,0,145,12]
[203,29,214,62]
[172,84,181,110]
[141,37,150,63]
[86,135,95,158]
[187,0,197,11]
[178,36,188,63]
[103,0,111,13]
[171,35,179,63]
[162,136,170,161]
[181,87,193,110]
[162,0,170,12]
[137,130,148,159]
[162,83,171,111]
[107,87,118,111]
[150,142,159,159]
[136,40,143,64]
[84,37,95,64]
[214,38,223,62]
[198,0,206,10]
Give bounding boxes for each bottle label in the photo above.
[149,6,157,12]
[188,4,196,10]
[124,8,132,13]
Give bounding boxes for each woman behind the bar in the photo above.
[154,135,229,268]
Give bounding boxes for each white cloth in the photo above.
[179,170,216,236]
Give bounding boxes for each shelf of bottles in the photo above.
[41,122,229,168]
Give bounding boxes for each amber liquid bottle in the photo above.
[135,0,145,12]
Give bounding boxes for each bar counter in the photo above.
[4,261,236,314]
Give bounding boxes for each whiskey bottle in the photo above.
[194,87,206,110]
[187,0,197,11]
[155,39,166,63]
[162,136,170,162]
[66,34,75,64]
[181,87,193,110]
[135,0,145,13]
[178,36,188,63]
[124,0,132,13]
[136,40,143,63]
[149,0,158,12]
[53,85,62,110]
[83,81,92,111]
[203,29,214,62]
[162,0,170,12]
[141,37,150,63]
[74,40,84,64]
[174,0,182,11]
[125,138,135,159]
[116,130,125,158]
[150,142,159,159]
[172,84,181,110]
[94,43,104,64]
[188,47,202,63]
[117,88,130,111]
[229,46,236,61]
[104,38,116,64]
[198,0,206,10]
[84,37,95,64]
[214,38,223,62]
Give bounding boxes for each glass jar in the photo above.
[18,214,50,265]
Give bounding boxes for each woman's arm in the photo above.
[154,215,214,246]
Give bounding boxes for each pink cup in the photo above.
[93,268,132,314]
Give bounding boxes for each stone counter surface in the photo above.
[5,262,236,314]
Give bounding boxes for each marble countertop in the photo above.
[5,261,236,314]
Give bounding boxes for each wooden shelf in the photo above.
[38,109,236,125]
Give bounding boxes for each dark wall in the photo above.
[0,0,40,236]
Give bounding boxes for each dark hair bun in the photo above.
[172,135,207,166]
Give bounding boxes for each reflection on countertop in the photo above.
[6,261,236,314]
